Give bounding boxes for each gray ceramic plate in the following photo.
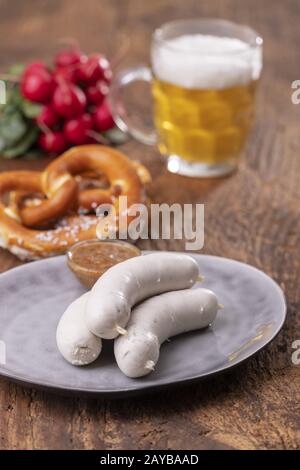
[0,252,286,397]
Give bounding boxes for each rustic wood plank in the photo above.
[0,0,299,450]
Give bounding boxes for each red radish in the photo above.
[93,101,115,131]
[38,131,67,154]
[85,80,108,105]
[21,69,55,104]
[54,47,84,68]
[52,83,86,118]
[63,113,93,144]
[37,105,59,129]
[23,61,48,77]
[53,66,77,84]
[77,54,111,83]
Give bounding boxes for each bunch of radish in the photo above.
[0,45,124,158]
[21,47,116,154]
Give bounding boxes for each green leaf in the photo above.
[2,102,18,116]
[0,135,6,152]
[103,127,129,146]
[9,86,25,107]
[21,99,42,118]
[8,63,25,76]
[0,110,27,145]
[2,125,39,158]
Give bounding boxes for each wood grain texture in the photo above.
[0,0,299,450]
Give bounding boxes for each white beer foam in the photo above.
[152,34,262,89]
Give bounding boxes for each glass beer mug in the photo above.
[110,19,263,177]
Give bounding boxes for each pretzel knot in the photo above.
[0,145,150,260]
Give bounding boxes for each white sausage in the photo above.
[85,252,200,339]
[56,293,102,366]
[114,288,219,378]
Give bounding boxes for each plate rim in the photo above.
[0,252,287,397]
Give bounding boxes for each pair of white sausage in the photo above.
[56,252,220,376]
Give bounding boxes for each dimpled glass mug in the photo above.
[109,19,263,177]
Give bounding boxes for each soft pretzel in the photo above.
[0,171,98,260]
[19,145,148,227]
[0,147,150,260]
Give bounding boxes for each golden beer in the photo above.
[110,20,263,177]
[153,79,257,165]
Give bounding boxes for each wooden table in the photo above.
[0,0,299,450]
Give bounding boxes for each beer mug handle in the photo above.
[109,66,157,145]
